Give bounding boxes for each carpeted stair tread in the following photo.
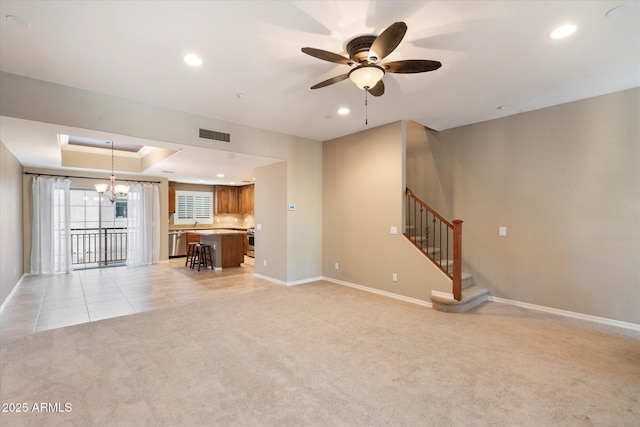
[431,286,489,313]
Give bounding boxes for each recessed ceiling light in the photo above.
[183,54,202,66]
[161,170,175,174]
[198,179,205,183]
[216,173,224,178]
[338,107,350,115]
[497,105,507,110]
[550,24,577,40]
[237,93,245,99]
[5,15,30,28]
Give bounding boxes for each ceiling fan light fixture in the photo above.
[349,65,385,90]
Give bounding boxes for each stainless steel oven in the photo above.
[247,228,255,258]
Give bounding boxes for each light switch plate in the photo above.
[390,226,398,235]
[499,226,507,236]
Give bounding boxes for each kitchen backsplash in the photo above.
[169,213,254,230]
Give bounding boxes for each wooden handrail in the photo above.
[406,188,453,228]
[405,187,463,301]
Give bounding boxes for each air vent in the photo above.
[199,128,230,143]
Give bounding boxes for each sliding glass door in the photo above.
[69,189,127,269]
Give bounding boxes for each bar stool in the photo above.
[185,233,200,267]
[197,244,213,271]
[190,244,213,271]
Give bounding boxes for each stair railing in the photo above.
[405,188,463,301]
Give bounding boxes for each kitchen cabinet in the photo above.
[215,186,239,214]
[239,184,254,213]
[168,181,176,214]
[215,184,254,214]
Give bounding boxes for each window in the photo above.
[115,199,128,219]
[175,190,213,224]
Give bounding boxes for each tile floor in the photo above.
[1,256,261,340]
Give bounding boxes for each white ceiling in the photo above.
[0,0,638,184]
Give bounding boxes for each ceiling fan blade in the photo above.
[310,73,350,89]
[368,80,385,97]
[368,22,407,63]
[382,60,442,74]
[301,47,354,65]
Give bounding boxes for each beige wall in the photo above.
[323,121,451,301]
[0,141,23,305]
[0,72,323,283]
[254,161,288,281]
[21,167,169,273]
[414,88,640,324]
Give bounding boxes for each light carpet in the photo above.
[1,280,639,426]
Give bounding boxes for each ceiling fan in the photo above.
[302,22,441,97]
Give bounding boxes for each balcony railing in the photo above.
[71,227,127,267]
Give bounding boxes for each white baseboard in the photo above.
[322,277,432,308]
[254,273,324,287]
[250,272,640,335]
[0,274,25,313]
[431,290,454,300]
[488,295,640,334]
[321,277,639,335]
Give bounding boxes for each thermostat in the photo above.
[288,203,296,211]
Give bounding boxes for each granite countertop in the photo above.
[196,229,246,235]
[169,226,251,232]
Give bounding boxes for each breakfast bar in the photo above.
[196,229,246,269]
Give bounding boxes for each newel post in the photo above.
[452,219,463,301]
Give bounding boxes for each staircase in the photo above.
[405,188,489,313]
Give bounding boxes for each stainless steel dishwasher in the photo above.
[169,230,187,257]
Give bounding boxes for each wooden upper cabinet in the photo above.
[215,184,254,214]
[168,181,176,214]
[227,187,239,214]
[215,186,229,214]
[239,184,255,214]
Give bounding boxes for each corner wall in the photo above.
[0,141,24,305]
[255,161,287,281]
[416,88,640,324]
[323,121,451,301]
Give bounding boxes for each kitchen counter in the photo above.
[195,229,246,236]
[197,231,245,269]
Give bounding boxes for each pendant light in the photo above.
[95,141,129,203]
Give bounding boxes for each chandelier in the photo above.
[95,141,129,203]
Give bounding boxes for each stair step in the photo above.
[431,286,489,313]
[461,272,474,289]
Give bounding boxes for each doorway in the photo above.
[69,189,127,269]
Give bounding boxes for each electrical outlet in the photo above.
[499,226,507,236]
[335,262,339,270]
[390,226,398,235]
[392,273,398,282]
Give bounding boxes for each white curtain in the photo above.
[31,176,72,274]
[127,183,160,266]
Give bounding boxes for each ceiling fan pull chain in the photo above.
[365,89,368,125]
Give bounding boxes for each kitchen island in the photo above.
[196,230,246,269]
